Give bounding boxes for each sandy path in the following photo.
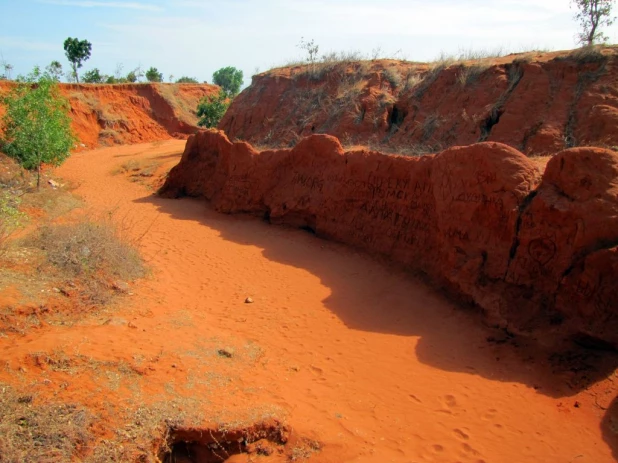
[4,141,615,462]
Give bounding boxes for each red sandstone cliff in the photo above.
[219,47,618,156]
[0,82,219,149]
[161,130,618,349]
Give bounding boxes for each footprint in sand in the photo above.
[453,428,470,441]
[408,394,422,404]
[443,394,458,408]
[435,394,458,414]
[462,442,481,456]
[482,408,498,420]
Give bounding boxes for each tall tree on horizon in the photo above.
[572,0,616,45]
[63,37,92,83]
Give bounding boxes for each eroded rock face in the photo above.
[161,130,618,347]
[219,50,618,156]
[0,81,220,149]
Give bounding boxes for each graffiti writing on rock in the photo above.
[528,238,557,266]
[292,172,324,193]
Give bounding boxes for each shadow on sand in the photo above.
[602,395,618,461]
[135,193,618,457]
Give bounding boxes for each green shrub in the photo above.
[82,68,105,83]
[126,71,137,83]
[145,67,163,83]
[197,90,230,128]
[0,67,75,188]
[176,76,198,84]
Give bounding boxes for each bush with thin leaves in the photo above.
[571,0,616,45]
[0,67,75,188]
[82,68,105,83]
[197,90,230,128]
[146,67,163,83]
[176,76,199,83]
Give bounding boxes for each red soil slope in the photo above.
[220,48,618,156]
[0,82,219,149]
[161,130,618,349]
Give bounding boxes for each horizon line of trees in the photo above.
[2,38,205,85]
[1,59,204,85]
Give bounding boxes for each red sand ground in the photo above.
[1,140,616,462]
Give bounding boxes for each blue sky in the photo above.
[1,0,616,85]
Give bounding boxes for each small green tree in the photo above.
[145,67,163,82]
[212,67,243,97]
[0,67,75,188]
[126,70,137,83]
[572,0,616,45]
[63,37,92,83]
[176,76,199,83]
[196,90,229,128]
[82,68,105,83]
[46,60,63,81]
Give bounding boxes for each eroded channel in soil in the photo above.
[1,140,616,463]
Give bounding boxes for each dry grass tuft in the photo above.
[0,154,29,255]
[89,399,204,463]
[36,220,144,281]
[288,438,322,461]
[28,218,145,304]
[402,72,423,92]
[563,46,608,65]
[98,128,123,146]
[112,159,159,181]
[383,66,402,88]
[413,60,450,99]
[0,384,94,462]
[456,62,490,87]
[0,191,25,256]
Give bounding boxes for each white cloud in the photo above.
[38,0,163,11]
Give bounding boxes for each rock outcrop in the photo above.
[161,130,618,348]
[220,48,618,156]
[0,82,219,149]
